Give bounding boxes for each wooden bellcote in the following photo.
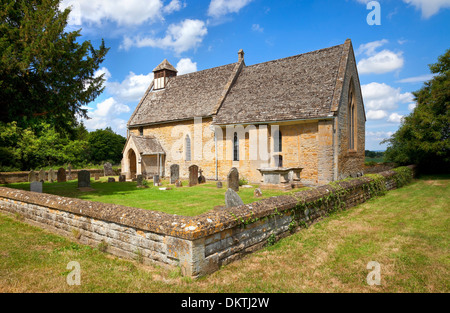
[153,59,177,90]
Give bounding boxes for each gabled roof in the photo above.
[214,43,346,124]
[128,63,238,127]
[128,39,356,127]
[124,134,165,155]
[153,59,178,73]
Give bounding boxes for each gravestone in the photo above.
[136,174,143,187]
[188,165,199,187]
[108,177,115,183]
[227,167,239,192]
[119,175,126,182]
[94,173,100,180]
[170,164,179,184]
[254,188,262,198]
[104,162,114,176]
[216,181,223,188]
[198,169,206,184]
[38,169,46,182]
[67,164,73,180]
[225,188,244,208]
[28,170,37,183]
[48,169,55,182]
[175,180,183,188]
[57,167,66,183]
[30,181,43,193]
[78,170,91,188]
[153,174,160,186]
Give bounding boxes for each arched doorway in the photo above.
[128,149,137,179]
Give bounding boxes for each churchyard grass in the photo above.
[0,175,448,292]
[0,178,295,216]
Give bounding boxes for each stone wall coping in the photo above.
[0,167,414,241]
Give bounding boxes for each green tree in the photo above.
[0,0,109,133]
[383,48,450,173]
[87,128,126,165]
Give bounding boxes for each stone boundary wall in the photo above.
[0,166,415,277]
[0,169,120,184]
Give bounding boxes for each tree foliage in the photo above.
[0,122,125,171]
[0,0,109,133]
[383,48,450,173]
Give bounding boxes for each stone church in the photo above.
[121,39,366,186]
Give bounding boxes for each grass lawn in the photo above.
[0,175,448,293]
[1,178,295,216]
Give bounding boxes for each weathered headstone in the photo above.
[216,181,223,188]
[188,165,199,187]
[198,169,206,184]
[67,164,73,180]
[57,167,66,183]
[38,169,46,182]
[227,167,239,192]
[136,174,143,187]
[175,180,183,188]
[119,175,126,182]
[170,164,180,184]
[108,177,115,183]
[28,170,37,183]
[104,162,114,176]
[225,188,244,208]
[94,173,100,180]
[48,169,55,182]
[30,181,43,193]
[153,174,160,186]
[78,170,91,188]
[254,188,262,198]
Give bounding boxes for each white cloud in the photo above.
[361,82,414,111]
[107,72,153,103]
[251,24,264,32]
[366,110,388,120]
[403,0,450,18]
[163,0,184,14]
[408,102,417,111]
[121,19,207,54]
[176,58,198,75]
[60,0,164,26]
[208,0,254,18]
[387,113,404,123]
[83,97,130,135]
[357,40,404,74]
[94,67,112,81]
[396,74,436,83]
[366,131,395,142]
[358,50,404,74]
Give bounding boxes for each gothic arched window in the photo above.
[233,132,239,161]
[185,135,191,161]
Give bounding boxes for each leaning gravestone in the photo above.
[225,188,244,208]
[48,169,55,182]
[104,162,114,176]
[153,174,160,186]
[137,174,143,187]
[57,167,66,183]
[170,164,180,184]
[30,181,43,193]
[38,169,46,182]
[188,165,199,187]
[227,167,240,192]
[78,170,91,188]
[28,170,37,183]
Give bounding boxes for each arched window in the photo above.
[274,130,282,153]
[348,81,357,151]
[185,135,191,161]
[233,132,239,161]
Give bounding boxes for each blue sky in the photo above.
[61,0,450,150]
